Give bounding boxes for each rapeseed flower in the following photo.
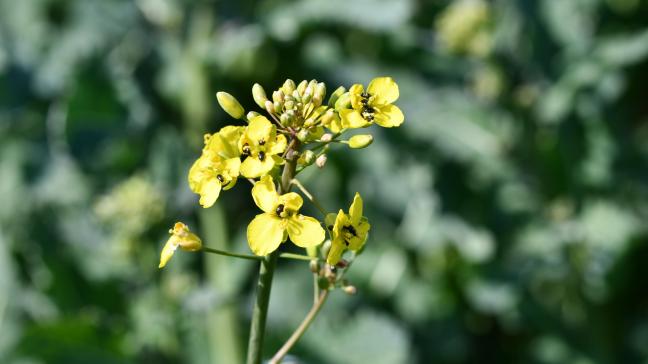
[159,222,202,268]
[188,126,243,208]
[341,77,404,128]
[239,116,287,178]
[326,193,370,265]
[247,176,325,255]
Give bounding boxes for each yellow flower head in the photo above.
[340,77,404,128]
[159,222,202,268]
[188,126,243,208]
[239,116,287,178]
[326,193,370,265]
[247,176,325,255]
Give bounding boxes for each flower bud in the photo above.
[292,89,302,102]
[302,87,313,104]
[272,90,284,103]
[297,80,308,95]
[252,83,268,109]
[343,285,357,295]
[297,129,309,142]
[319,110,335,126]
[316,154,327,168]
[320,133,333,142]
[299,150,316,166]
[328,86,346,106]
[264,100,275,115]
[247,111,260,120]
[273,101,283,114]
[216,92,244,119]
[282,79,296,94]
[280,113,290,126]
[334,92,351,110]
[309,259,320,273]
[284,100,295,110]
[314,83,326,101]
[348,134,373,149]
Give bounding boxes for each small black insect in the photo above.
[275,204,285,216]
[258,151,266,161]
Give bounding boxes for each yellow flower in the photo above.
[159,222,202,268]
[247,176,325,255]
[326,193,370,265]
[239,116,287,178]
[340,77,404,128]
[188,126,243,208]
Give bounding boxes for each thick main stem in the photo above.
[245,140,299,364]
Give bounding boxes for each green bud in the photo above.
[273,101,283,114]
[264,100,275,115]
[280,113,290,126]
[284,100,295,110]
[297,80,308,95]
[272,90,284,103]
[291,90,302,102]
[320,133,333,142]
[314,83,326,102]
[247,111,260,120]
[328,86,346,106]
[334,92,351,110]
[343,285,357,295]
[302,87,313,104]
[252,83,268,109]
[348,134,373,149]
[299,150,316,166]
[216,92,245,119]
[316,154,327,168]
[297,129,309,142]
[282,79,296,94]
[320,110,335,126]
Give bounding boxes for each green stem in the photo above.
[203,247,262,261]
[269,290,330,364]
[246,251,279,364]
[246,139,299,364]
[203,247,315,262]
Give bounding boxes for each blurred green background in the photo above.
[2,0,648,363]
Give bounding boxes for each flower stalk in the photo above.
[246,140,299,364]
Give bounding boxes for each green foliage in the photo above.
[1,0,648,363]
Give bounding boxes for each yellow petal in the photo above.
[349,192,363,225]
[286,215,325,248]
[367,77,399,104]
[267,133,287,155]
[252,175,278,213]
[374,104,404,128]
[348,84,365,109]
[340,109,369,129]
[247,213,285,255]
[224,157,241,177]
[247,116,273,142]
[240,156,275,178]
[208,126,243,158]
[188,157,204,193]
[325,213,337,229]
[199,178,222,208]
[326,238,346,265]
[279,192,303,213]
[158,239,178,268]
[348,218,370,251]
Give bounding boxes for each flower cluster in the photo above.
[160,77,404,271]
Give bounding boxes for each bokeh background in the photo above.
[2,0,648,363]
